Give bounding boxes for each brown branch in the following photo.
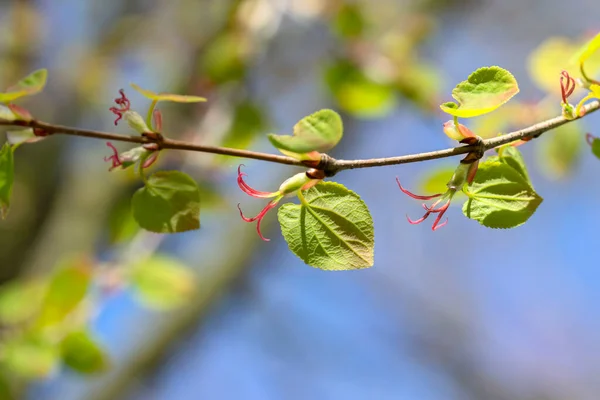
[1,99,598,174]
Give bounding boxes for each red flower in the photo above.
[236,165,282,241]
[104,142,123,171]
[109,89,131,126]
[560,70,576,104]
[396,178,456,231]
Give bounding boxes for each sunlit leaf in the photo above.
[590,136,600,159]
[128,255,196,309]
[130,83,206,103]
[268,109,343,158]
[108,195,140,244]
[0,143,15,219]
[132,171,200,233]
[278,182,374,270]
[2,334,59,379]
[528,37,600,95]
[574,32,600,65]
[0,279,45,325]
[60,330,109,374]
[35,258,92,328]
[463,160,542,228]
[0,69,47,103]
[497,145,530,182]
[440,66,519,118]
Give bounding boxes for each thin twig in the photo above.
[1,99,598,174]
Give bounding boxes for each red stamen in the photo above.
[396,178,443,200]
[109,89,131,126]
[237,165,278,198]
[237,199,279,241]
[103,142,122,171]
[560,71,576,104]
[431,201,451,231]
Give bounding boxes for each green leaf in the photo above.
[2,334,59,379]
[332,3,366,39]
[201,32,249,84]
[325,60,396,118]
[0,143,15,219]
[268,109,343,158]
[536,123,582,180]
[575,32,600,65]
[36,258,92,329]
[220,101,267,150]
[528,37,600,95]
[497,146,530,182]
[60,330,109,374]
[463,160,542,229]
[0,69,47,103]
[278,182,374,270]
[128,255,196,309]
[132,171,200,233]
[440,66,519,118]
[0,279,45,325]
[590,137,600,159]
[130,83,206,103]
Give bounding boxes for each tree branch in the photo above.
[1,99,598,174]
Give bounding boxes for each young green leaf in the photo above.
[277,182,374,271]
[325,60,396,118]
[0,69,48,103]
[268,109,343,158]
[128,255,196,309]
[130,83,206,103]
[2,334,59,379]
[440,66,519,118]
[35,258,92,328]
[0,143,15,219]
[574,32,600,65]
[590,136,600,159]
[497,145,530,182]
[132,171,200,233]
[463,160,542,229]
[0,279,45,325]
[60,330,109,374]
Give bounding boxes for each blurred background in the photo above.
[0,0,600,399]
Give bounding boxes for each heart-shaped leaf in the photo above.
[278,182,374,270]
[268,109,343,159]
[132,171,200,233]
[0,69,48,103]
[463,160,542,228]
[440,66,519,118]
[130,83,206,103]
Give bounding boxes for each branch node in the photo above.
[460,136,485,164]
